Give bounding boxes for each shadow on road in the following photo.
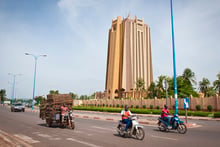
[38,123,71,130]
[153,128,178,134]
[113,133,136,140]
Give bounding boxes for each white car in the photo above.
[11,103,25,112]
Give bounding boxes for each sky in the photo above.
[0,0,220,99]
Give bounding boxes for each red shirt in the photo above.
[161,108,169,118]
[61,106,69,115]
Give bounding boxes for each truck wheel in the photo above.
[46,119,52,127]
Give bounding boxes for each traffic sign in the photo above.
[184,98,189,109]
[162,79,169,90]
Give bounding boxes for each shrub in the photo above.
[106,104,108,107]
[136,105,139,109]
[192,111,211,117]
[150,105,153,109]
[143,105,146,109]
[110,104,112,107]
[156,106,160,109]
[95,104,96,107]
[214,112,220,118]
[130,105,133,108]
[103,104,105,107]
[207,105,213,112]
[121,105,123,108]
[116,104,120,108]
[172,105,175,109]
[196,105,201,111]
[113,104,115,107]
[72,106,214,117]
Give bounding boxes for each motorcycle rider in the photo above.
[161,104,170,128]
[121,105,132,132]
[61,103,69,122]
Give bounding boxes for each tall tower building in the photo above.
[105,16,153,99]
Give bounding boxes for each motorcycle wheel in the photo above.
[69,121,75,130]
[136,127,145,140]
[177,124,187,134]
[118,125,125,137]
[158,122,166,132]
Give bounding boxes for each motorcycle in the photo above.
[60,110,75,129]
[117,115,145,140]
[158,114,187,134]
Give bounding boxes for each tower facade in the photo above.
[105,16,153,99]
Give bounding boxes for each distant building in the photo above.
[105,16,153,99]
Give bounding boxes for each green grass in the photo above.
[72,106,216,117]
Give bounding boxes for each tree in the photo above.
[136,78,145,91]
[213,72,220,94]
[88,93,95,99]
[49,90,59,94]
[182,68,196,85]
[79,95,88,100]
[0,89,6,103]
[70,92,78,99]
[147,82,157,99]
[34,96,45,105]
[156,75,168,98]
[199,78,210,97]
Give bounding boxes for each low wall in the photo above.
[74,94,220,111]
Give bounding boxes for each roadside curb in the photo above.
[0,130,32,147]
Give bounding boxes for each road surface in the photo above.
[0,106,219,147]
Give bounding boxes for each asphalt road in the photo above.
[0,106,220,147]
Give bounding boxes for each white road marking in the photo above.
[150,135,178,141]
[75,130,94,136]
[49,137,61,140]
[67,138,102,147]
[92,126,114,131]
[0,135,12,143]
[36,133,51,138]
[14,134,40,144]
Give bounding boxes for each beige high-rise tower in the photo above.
[105,16,153,99]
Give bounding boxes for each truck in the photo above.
[39,94,75,129]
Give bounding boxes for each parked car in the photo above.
[11,103,25,112]
[25,103,32,108]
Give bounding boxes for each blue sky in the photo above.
[0,0,220,99]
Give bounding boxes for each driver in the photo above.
[121,105,132,132]
[61,103,69,122]
[161,104,170,127]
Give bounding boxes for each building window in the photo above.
[113,25,116,31]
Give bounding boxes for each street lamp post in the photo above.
[8,73,22,105]
[170,0,178,114]
[25,53,47,110]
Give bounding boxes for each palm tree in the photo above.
[136,78,145,91]
[199,78,210,97]
[156,75,167,98]
[213,72,220,94]
[147,82,157,99]
[0,89,6,103]
[182,68,196,85]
